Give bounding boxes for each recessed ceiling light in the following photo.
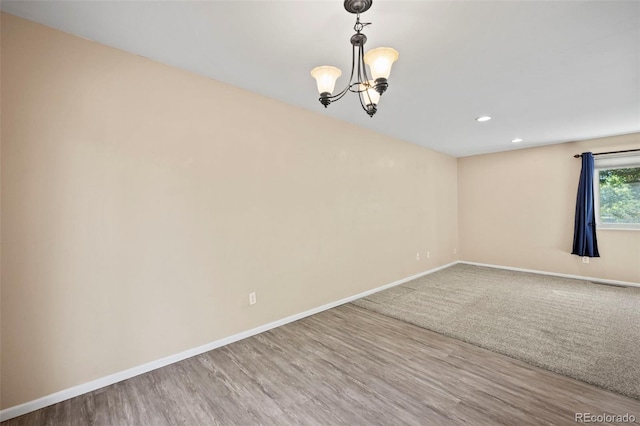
[476,116,491,122]
[512,138,523,143]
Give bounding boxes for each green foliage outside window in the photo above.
[598,167,640,224]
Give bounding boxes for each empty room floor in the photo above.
[2,304,638,426]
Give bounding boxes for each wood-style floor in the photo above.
[3,304,639,425]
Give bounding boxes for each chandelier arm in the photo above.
[349,44,369,94]
[348,42,358,84]
[325,44,358,101]
[360,44,372,83]
[349,82,364,93]
[357,77,371,110]
[356,44,363,86]
[357,54,370,110]
[328,85,350,102]
[357,88,368,111]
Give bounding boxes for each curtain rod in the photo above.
[573,148,640,158]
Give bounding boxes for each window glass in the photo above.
[594,154,640,229]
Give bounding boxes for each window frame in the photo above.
[593,153,640,231]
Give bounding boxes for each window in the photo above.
[593,153,640,230]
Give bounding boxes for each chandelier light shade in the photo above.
[359,81,381,116]
[364,47,399,80]
[310,66,343,95]
[310,0,399,117]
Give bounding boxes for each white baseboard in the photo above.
[0,261,457,422]
[458,261,640,288]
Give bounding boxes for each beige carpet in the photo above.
[352,263,640,400]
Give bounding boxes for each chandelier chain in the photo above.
[353,14,371,33]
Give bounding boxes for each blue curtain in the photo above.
[572,152,600,257]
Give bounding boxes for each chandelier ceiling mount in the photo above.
[344,0,372,14]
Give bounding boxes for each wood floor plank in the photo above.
[3,303,639,425]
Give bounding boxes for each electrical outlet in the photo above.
[416,252,420,260]
[453,248,457,255]
[582,257,589,264]
[249,292,257,305]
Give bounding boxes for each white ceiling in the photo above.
[2,0,639,157]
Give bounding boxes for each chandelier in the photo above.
[310,0,399,117]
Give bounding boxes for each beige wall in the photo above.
[0,13,459,408]
[458,133,640,283]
